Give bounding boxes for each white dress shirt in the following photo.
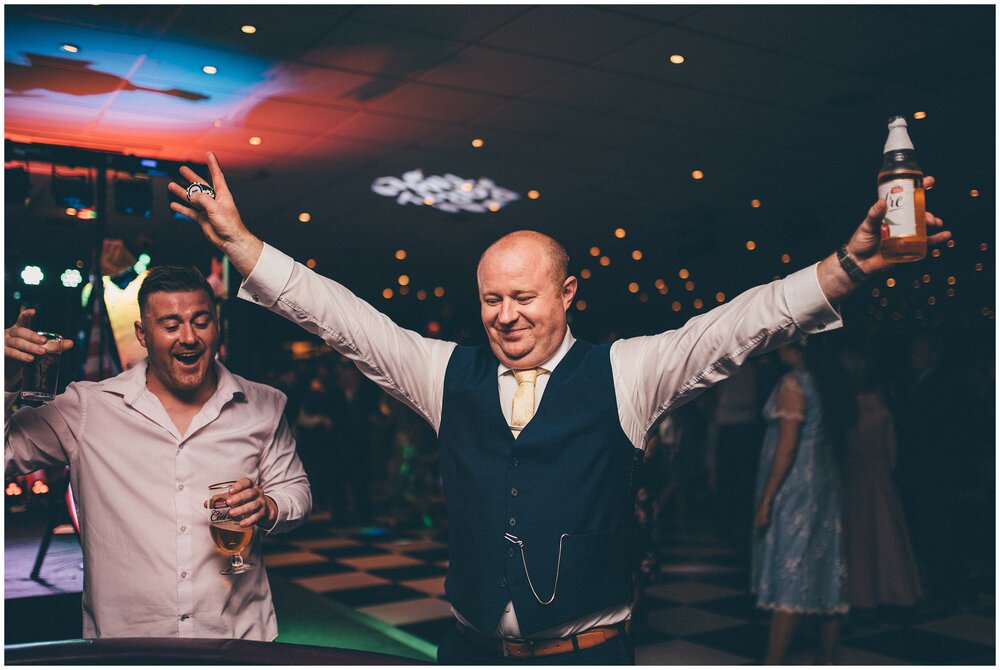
[5,359,311,640]
[239,243,842,637]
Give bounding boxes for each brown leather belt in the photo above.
[455,621,623,658]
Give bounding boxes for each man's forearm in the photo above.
[221,233,265,278]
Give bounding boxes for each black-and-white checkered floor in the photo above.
[266,515,995,664]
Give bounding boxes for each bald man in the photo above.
[171,154,947,664]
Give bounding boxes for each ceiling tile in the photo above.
[238,98,358,136]
[415,45,575,96]
[479,6,659,63]
[365,81,501,124]
[677,6,852,49]
[350,6,529,42]
[301,19,466,79]
[594,25,761,85]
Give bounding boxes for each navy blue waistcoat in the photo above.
[438,339,640,636]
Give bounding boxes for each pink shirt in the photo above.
[5,359,311,640]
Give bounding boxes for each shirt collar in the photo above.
[101,358,247,406]
[497,327,576,378]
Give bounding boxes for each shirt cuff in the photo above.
[782,263,843,335]
[260,491,302,535]
[237,243,296,308]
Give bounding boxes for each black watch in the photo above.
[836,245,869,284]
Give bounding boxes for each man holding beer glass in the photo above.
[4,266,311,640]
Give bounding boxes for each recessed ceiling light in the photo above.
[434,287,445,298]
[678,268,689,279]
[527,190,540,200]
[589,246,600,257]
[669,54,685,64]
[471,138,485,148]
[306,258,317,269]
[202,65,218,75]
[750,199,761,208]
[298,212,311,223]
[628,282,639,294]
[614,228,626,239]
[631,250,643,261]
[970,189,980,197]
[691,170,704,180]
[398,275,410,286]
[248,136,262,145]
[913,111,927,119]
[487,202,500,212]
[395,249,407,260]
[60,44,80,54]
[745,240,756,251]
[382,288,394,299]
[241,25,257,34]
[599,256,611,267]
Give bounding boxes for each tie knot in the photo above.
[514,368,541,385]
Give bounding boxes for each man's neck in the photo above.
[145,369,218,434]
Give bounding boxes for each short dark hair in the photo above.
[138,265,216,314]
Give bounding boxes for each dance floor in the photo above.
[6,510,995,664]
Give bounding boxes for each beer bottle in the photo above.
[878,116,926,261]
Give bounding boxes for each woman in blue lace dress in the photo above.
[751,341,849,664]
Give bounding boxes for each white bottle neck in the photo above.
[884,120,914,153]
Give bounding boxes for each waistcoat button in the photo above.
[500,578,507,588]
[510,488,518,496]
[511,457,519,467]
[508,517,516,527]
[507,547,515,557]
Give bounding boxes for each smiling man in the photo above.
[4,265,311,640]
[171,153,947,664]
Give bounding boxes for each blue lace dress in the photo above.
[751,370,848,614]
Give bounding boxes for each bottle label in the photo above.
[878,178,917,237]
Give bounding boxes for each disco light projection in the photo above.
[61,268,84,288]
[372,170,520,213]
[21,266,44,285]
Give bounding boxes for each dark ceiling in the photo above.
[4,4,995,362]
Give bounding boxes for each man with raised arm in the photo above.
[5,265,311,640]
[170,153,947,664]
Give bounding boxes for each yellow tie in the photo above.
[511,368,542,438]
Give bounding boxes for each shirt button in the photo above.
[817,322,827,330]
[177,484,184,491]
[511,458,519,467]
[179,615,190,621]
[252,293,260,302]
[180,526,186,533]
[510,488,518,497]
[508,517,516,527]
[180,571,187,579]
[507,547,515,558]
[500,578,507,588]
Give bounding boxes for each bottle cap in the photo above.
[883,115,914,153]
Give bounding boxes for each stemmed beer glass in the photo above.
[207,481,255,575]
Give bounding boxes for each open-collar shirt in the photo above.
[5,359,311,639]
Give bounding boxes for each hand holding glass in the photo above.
[208,481,255,575]
[21,332,64,403]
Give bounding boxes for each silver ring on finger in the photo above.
[186,182,216,202]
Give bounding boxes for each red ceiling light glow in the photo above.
[241,25,257,34]
[913,111,927,119]
[248,136,262,146]
[691,170,704,180]
[527,190,540,200]
[471,138,485,148]
[669,54,685,64]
